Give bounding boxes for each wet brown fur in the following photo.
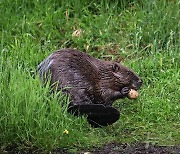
[38,48,142,106]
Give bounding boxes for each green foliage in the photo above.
[0,64,100,150]
[0,0,179,152]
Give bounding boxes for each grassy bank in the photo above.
[0,0,179,152]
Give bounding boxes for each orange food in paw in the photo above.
[128,89,139,99]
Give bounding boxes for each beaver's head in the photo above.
[98,61,142,100]
[111,62,142,91]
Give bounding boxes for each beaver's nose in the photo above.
[132,79,143,90]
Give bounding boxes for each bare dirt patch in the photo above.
[2,143,180,154]
[52,143,180,154]
[90,143,180,154]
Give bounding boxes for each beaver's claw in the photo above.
[121,87,130,95]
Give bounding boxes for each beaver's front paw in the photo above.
[121,87,130,95]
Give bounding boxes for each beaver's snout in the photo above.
[131,79,143,90]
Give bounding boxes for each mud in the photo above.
[53,143,180,154]
[91,143,180,154]
[2,143,180,154]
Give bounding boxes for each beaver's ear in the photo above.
[112,64,123,78]
[112,63,119,72]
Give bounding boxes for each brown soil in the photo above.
[2,143,180,154]
[52,143,180,154]
[91,143,180,154]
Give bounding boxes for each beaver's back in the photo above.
[38,49,103,105]
[38,48,142,106]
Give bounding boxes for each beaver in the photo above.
[37,48,142,107]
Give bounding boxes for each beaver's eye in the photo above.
[112,64,119,72]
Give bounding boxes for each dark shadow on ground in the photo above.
[90,143,180,154]
[2,143,180,154]
[52,143,180,154]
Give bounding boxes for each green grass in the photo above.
[0,0,179,152]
